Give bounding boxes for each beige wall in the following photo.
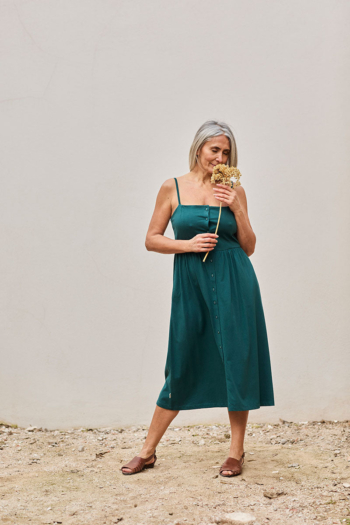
[0,0,349,429]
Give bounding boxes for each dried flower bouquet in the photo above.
[203,164,242,262]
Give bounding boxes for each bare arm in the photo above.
[212,183,256,256]
[145,179,190,254]
[145,179,218,254]
[234,186,256,256]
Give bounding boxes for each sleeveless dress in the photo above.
[156,177,275,411]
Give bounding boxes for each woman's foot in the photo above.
[220,450,245,477]
[121,447,156,474]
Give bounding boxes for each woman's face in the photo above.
[197,135,231,172]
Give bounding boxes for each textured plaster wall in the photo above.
[0,0,349,428]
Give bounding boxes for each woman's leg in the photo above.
[121,405,179,473]
[221,409,249,476]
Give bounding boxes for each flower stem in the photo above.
[203,203,222,262]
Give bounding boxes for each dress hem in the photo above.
[156,401,275,411]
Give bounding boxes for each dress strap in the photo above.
[174,177,181,205]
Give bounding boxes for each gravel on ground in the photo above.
[0,418,349,525]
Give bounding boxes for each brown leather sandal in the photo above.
[120,449,157,475]
[219,452,245,477]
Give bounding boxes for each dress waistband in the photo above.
[177,245,242,255]
[213,245,242,251]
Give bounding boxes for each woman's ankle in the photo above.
[229,446,244,458]
[138,445,156,457]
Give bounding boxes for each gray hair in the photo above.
[189,120,238,171]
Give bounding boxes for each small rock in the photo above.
[343,483,350,488]
[26,426,37,432]
[96,451,110,458]
[221,511,256,524]
[264,491,277,499]
[263,490,285,499]
[78,446,84,452]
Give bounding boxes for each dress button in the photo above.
[212,287,215,291]
[217,330,220,334]
[210,259,213,262]
[215,315,218,318]
[213,301,216,304]
[211,273,214,277]
[219,345,222,349]
[205,218,208,221]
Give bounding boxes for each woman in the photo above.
[121,120,275,477]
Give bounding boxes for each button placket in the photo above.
[206,207,223,358]
[208,250,223,359]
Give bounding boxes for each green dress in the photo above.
[156,177,275,411]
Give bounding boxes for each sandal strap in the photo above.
[220,452,245,474]
[121,449,156,473]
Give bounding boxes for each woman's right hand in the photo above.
[186,233,219,253]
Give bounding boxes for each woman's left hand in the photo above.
[213,183,243,214]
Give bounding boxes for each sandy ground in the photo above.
[0,418,349,525]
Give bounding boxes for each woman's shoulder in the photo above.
[234,184,246,193]
[159,174,188,191]
[158,178,176,196]
[161,176,176,187]
[156,177,179,203]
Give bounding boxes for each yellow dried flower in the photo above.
[210,163,242,188]
[203,164,242,262]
